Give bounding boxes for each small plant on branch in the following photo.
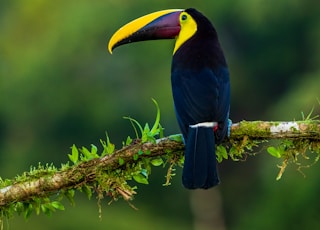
[0,100,320,228]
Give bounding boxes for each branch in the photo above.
[0,138,183,206]
[0,120,319,219]
[230,120,320,140]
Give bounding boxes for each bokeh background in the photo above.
[1,0,320,229]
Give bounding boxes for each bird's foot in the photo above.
[227,119,232,137]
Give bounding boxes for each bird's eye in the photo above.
[181,14,187,21]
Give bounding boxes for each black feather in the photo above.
[182,126,219,189]
[172,8,230,189]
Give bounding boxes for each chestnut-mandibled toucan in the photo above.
[108,8,230,189]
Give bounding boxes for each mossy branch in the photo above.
[0,118,320,222]
[230,120,320,140]
[0,138,184,207]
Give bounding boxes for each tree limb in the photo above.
[0,120,319,216]
[230,120,320,140]
[0,139,184,208]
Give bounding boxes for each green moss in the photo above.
[0,100,183,224]
[1,102,320,226]
[231,121,272,138]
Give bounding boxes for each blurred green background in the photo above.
[1,0,320,229]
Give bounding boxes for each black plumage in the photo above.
[171,8,230,189]
[108,8,230,189]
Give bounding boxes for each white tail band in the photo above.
[189,122,218,128]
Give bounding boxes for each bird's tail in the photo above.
[182,125,219,189]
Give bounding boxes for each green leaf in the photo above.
[41,203,56,216]
[119,157,125,165]
[64,189,75,206]
[68,144,79,164]
[125,136,132,146]
[151,158,164,166]
[100,139,107,156]
[133,153,139,161]
[140,168,148,177]
[105,134,115,154]
[169,134,183,142]
[81,185,93,200]
[33,198,41,215]
[24,203,33,219]
[81,146,92,160]
[267,146,282,158]
[123,116,144,139]
[144,134,156,143]
[51,201,65,211]
[142,123,151,142]
[159,124,164,138]
[133,173,149,184]
[216,145,228,163]
[229,146,241,161]
[91,144,99,158]
[143,123,150,132]
[150,98,161,135]
[15,202,24,215]
[124,99,162,142]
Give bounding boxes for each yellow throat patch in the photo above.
[173,11,197,54]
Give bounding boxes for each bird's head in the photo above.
[108,9,200,55]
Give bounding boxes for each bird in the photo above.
[108,8,230,189]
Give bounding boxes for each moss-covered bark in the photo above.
[0,120,319,219]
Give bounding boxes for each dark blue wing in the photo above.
[171,66,230,141]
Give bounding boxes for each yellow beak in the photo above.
[108,9,183,54]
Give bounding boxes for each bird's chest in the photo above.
[171,68,219,99]
[171,67,221,123]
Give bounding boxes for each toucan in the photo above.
[108,8,230,189]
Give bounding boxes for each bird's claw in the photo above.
[227,119,232,137]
